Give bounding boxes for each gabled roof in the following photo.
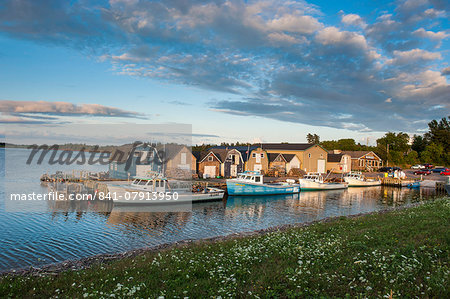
[109,144,160,163]
[260,143,315,151]
[267,153,297,163]
[327,153,344,162]
[341,151,381,160]
[208,145,257,162]
[283,154,296,162]
[268,153,285,162]
[199,150,224,163]
[156,144,190,161]
[192,150,202,160]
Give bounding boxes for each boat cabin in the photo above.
[131,177,168,192]
[344,172,363,179]
[236,171,264,184]
[302,172,324,183]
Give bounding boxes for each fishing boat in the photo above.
[344,172,381,187]
[407,181,420,189]
[106,175,224,205]
[299,173,348,191]
[226,171,300,196]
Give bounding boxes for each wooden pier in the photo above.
[436,182,446,193]
[381,177,416,187]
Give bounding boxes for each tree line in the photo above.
[312,116,449,166]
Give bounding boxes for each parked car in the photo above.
[411,164,424,169]
[432,167,448,173]
[422,163,434,169]
[378,167,393,172]
[414,169,431,175]
[392,167,402,171]
[440,169,450,176]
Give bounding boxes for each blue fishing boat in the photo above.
[226,171,300,196]
[407,181,420,189]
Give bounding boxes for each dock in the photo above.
[381,177,416,187]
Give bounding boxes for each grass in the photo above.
[1,198,449,298]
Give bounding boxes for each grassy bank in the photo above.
[1,199,449,298]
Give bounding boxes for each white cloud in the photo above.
[341,13,367,28]
[315,26,368,49]
[423,8,446,18]
[395,70,449,97]
[413,28,449,46]
[0,100,144,118]
[387,49,442,64]
[268,14,322,34]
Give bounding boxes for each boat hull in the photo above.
[299,179,348,191]
[344,177,381,187]
[226,180,300,196]
[106,184,224,205]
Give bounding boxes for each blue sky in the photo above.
[0,0,449,145]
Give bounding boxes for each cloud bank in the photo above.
[0,100,145,124]
[0,0,449,132]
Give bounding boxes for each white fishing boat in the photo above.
[299,173,348,191]
[106,175,224,205]
[344,172,381,187]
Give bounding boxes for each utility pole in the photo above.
[386,143,390,167]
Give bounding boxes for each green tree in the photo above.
[421,143,444,165]
[424,117,450,151]
[376,132,410,165]
[306,133,320,144]
[411,135,427,156]
[405,150,418,165]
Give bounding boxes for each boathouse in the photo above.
[109,144,162,179]
[158,144,197,179]
[198,146,256,178]
[326,151,352,173]
[266,153,301,176]
[340,150,382,172]
[246,143,328,174]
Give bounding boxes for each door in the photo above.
[317,159,326,173]
[204,166,216,177]
[254,164,262,172]
[230,165,237,177]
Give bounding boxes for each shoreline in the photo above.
[0,198,440,277]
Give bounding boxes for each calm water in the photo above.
[0,148,442,271]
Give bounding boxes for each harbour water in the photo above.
[0,148,443,271]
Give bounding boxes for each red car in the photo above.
[440,169,450,175]
[414,169,431,175]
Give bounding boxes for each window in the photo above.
[155,180,159,187]
[308,153,311,158]
[255,176,261,182]
[260,153,264,158]
[181,152,187,164]
[320,154,323,158]
[252,153,256,158]
[208,156,213,161]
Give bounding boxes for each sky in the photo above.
[0,0,449,145]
